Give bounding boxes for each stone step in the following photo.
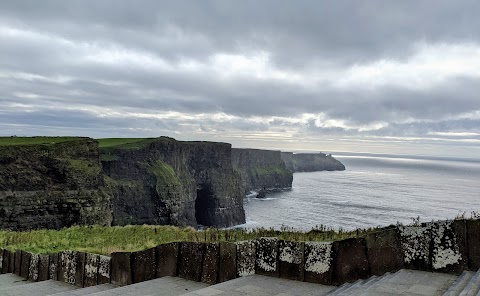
[48,284,118,296]
[0,279,78,296]
[84,276,208,296]
[459,269,480,296]
[0,273,31,289]
[182,274,334,296]
[443,271,475,296]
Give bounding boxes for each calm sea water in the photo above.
[241,153,480,231]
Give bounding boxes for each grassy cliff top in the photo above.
[97,137,177,149]
[0,224,370,255]
[0,137,82,146]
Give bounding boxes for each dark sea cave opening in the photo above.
[195,184,214,227]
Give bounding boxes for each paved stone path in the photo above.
[0,268,477,295]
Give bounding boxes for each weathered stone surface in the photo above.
[279,240,304,281]
[236,240,256,277]
[255,237,279,277]
[14,249,21,275]
[75,252,86,287]
[132,247,156,283]
[1,249,8,274]
[49,253,59,280]
[0,249,3,274]
[332,238,370,285]
[156,242,178,277]
[84,253,99,287]
[29,253,40,282]
[38,254,49,282]
[58,251,77,285]
[219,242,237,283]
[467,219,480,270]
[178,242,205,282]
[365,228,404,276]
[430,221,464,273]
[452,219,469,272]
[304,242,333,285]
[201,243,219,284]
[398,225,432,270]
[98,255,111,284]
[20,251,31,279]
[9,250,16,273]
[111,252,132,286]
[232,148,293,194]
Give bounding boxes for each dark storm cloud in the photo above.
[1,0,480,155]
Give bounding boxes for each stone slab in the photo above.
[84,253,99,287]
[236,240,256,277]
[332,237,370,285]
[365,228,404,276]
[97,255,111,284]
[201,243,219,284]
[132,247,156,283]
[278,240,304,281]
[467,219,480,270]
[111,252,132,286]
[255,237,279,277]
[156,242,179,277]
[2,249,10,274]
[38,254,49,282]
[20,251,31,279]
[75,252,86,287]
[29,253,39,282]
[0,249,3,273]
[304,241,333,285]
[398,225,432,271]
[49,253,59,280]
[219,242,236,283]
[14,249,22,276]
[178,242,205,282]
[58,251,77,285]
[430,220,465,273]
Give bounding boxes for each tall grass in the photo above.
[0,224,381,255]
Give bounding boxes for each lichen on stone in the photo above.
[279,241,302,264]
[236,240,256,276]
[304,242,332,274]
[430,220,462,269]
[98,255,111,279]
[29,254,39,281]
[256,237,278,272]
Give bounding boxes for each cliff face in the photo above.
[101,139,245,228]
[281,152,345,172]
[231,148,293,194]
[0,139,112,230]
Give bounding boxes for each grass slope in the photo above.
[0,224,376,255]
[0,137,80,146]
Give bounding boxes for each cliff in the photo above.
[231,148,293,194]
[101,138,245,228]
[0,137,112,230]
[281,152,345,172]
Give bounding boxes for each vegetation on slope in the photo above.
[0,137,81,146]
[0,224,378,255]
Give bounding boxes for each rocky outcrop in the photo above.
[281,152,345,172]
[232,148,293,194]
[0,138,112,230]
[101,138,245,228]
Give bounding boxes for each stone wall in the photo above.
[1,218,479,287]
[231,148,293,194]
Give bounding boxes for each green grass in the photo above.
[251,165,291,176]
[0,137,80,146]
[0,224,379,255]
[96,138,151,148]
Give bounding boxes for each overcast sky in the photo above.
[1,1,479,157]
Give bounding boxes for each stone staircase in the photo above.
[1,269,480,295]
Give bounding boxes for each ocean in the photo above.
[241,153,480,231]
